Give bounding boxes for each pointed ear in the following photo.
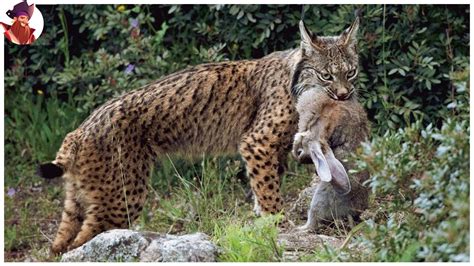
[309,142,332,182]
[299,20,313,46]
[338,16,360,47]
[325,149,351,195]
[299,20,325,52]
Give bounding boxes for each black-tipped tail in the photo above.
[37,163,64,179]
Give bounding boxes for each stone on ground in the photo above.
[61,229,218,262]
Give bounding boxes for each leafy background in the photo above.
[4,4,469,262]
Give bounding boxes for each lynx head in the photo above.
[291,17,360,100]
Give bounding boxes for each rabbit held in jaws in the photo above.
[292,88,370,231]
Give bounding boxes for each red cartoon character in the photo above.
[1,0,36,45]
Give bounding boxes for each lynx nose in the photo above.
[336,88,349,100]
[337,93,348,100]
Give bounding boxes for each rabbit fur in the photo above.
[292,88,370,231]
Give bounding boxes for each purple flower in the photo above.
[131,18,139,29]
[124,64,135,74]
[7,187,16,198]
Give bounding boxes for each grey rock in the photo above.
[61,229,217,262]
[61,230,148,262]
[141,233,217,262]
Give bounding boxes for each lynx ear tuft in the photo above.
[299,20,313,45]
[299,20,325,52]
[339,16,360,47]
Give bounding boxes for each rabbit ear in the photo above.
[325,149,351,195]
[309,142,332,182]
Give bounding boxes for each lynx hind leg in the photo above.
[68,203,107,251]
[103,162,150,231]
[68,161,150,251]
[51,181,84,254]
[240,132,284,215]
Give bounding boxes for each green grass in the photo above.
[138,156,253,235]
[213,214,285,262]
[5,93,85,186]
[4,184,62,261]
[140,156,287,262]
[4,93,83,261]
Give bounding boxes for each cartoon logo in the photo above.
[0,0,43,45]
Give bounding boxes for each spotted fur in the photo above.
[39,17,361,254]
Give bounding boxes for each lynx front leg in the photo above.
[240,133,284,215]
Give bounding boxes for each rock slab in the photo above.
[61,229,218,262]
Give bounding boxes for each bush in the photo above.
[337,71,469,262]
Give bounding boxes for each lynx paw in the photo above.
[51,242,67,256]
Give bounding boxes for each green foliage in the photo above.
[5,93,84,185]
[214,214,284,262]
[337,72,469,262]
[138,157,250,235]
[136,157,285,263]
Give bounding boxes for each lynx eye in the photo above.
[347,69,357,79]
[319,73,333,82]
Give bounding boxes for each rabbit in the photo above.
[292,87,370,231]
